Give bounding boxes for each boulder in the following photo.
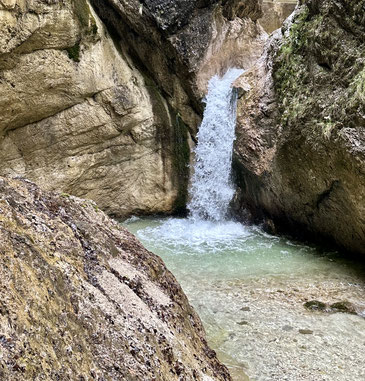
[0,176,231,380]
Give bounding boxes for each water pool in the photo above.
[123,217,365,381]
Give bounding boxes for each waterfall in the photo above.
[127,68,248,248]
[188,68,244,222]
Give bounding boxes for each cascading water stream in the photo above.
[188,68,244,222]
[126,68,248,248]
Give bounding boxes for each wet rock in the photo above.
[234,0,365,256]
[304,300,327,311]
[330,301,357,315]
[237,320,249,326]
[0,177,231,381]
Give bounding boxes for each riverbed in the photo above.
[123,217,365,381]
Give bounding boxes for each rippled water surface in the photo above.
[123,217,365,381]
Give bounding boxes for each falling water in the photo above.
[188,68,244,221]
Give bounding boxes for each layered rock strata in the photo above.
[0,176,231,380]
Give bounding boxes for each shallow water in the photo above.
[123,217,365,381]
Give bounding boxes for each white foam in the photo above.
[137,218,251,254]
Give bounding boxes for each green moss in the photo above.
[350,68,365,104]
[273,5,314,128]
[318,119,337,139]
[91,23,98,36]
[66,43,80,62]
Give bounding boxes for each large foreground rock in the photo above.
[234,0,365,255]
[0,176,231,380]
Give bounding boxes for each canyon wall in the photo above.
[1,0,364,255]
[0,0,265,218]
[234,0,365,255]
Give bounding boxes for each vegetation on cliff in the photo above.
[234,0,365,255]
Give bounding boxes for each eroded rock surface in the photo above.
[0,176,231,380]
[234,0,365,255]
[0,0,266,218]
[0,0,190,218]
[259,0,297,33]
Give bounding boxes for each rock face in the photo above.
[234,0,365,255]
[0,176,231,380]
[0,0,266,218]
[259,0,297,33]
[0,0,188,218]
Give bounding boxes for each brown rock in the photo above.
[259,0,297,33]
[234,0,365,256]
[299,329,313,335]
[0,176,231,380]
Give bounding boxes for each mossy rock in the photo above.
[66,43,80,62]
[304,300,327,311]
[73,0,98,37]
[329,301,356,314]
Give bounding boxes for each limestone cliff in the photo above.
[234,0,365,255]
[0,176,231,380]
[260,0,296,33]
[0,0,265,218]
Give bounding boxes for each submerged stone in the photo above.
[330,301,357,315]
[299,329,313,335]
[304,300,327,311]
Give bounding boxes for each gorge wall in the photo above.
[0,176,231,380]
[234,0,365,255]
[0,0,265,218]
[0,0,187,218]
[1,0,364,256]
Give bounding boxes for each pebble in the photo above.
[241,307,251,312]
[299,329,313,335]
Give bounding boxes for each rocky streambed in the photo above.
[124,217,365,381]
